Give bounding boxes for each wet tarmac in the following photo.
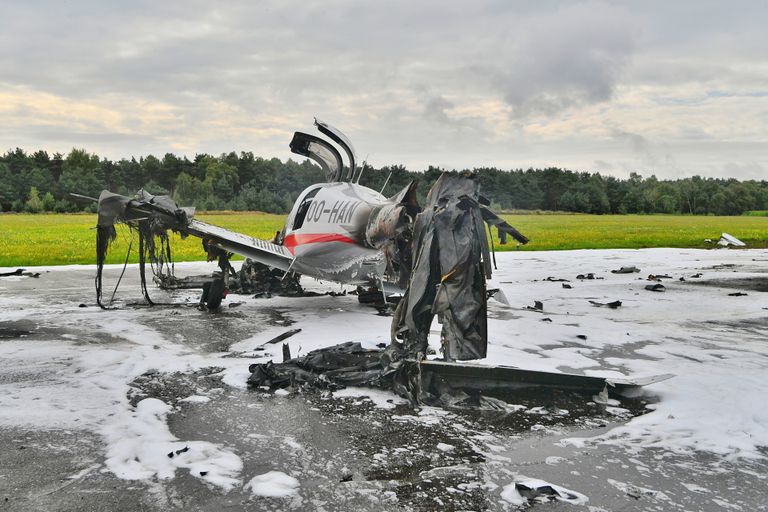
[1,256,767,511]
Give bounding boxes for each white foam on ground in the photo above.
[245,470,300,497]
[480,248,768,460]
[1,247,767,496]
[103,398,242,490]
[0,299,248,490]
[332,387,408,409]
[179,395,211,403]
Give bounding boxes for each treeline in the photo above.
[1,148,767,215]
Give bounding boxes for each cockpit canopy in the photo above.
[289,119,358,183]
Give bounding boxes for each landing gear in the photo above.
[356,285,386,305]
[199,276,227,310]
[198,240,234,311]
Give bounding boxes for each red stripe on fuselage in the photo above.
[283,233,357,255]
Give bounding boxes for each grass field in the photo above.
[0,212,765,267]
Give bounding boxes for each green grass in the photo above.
[0,212,765,267]
[744,210,768,217]
[0,212,285,267]
[501,213,767,251]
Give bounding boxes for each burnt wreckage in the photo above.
[93,120,670,405]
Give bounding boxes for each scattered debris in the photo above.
[541,317,553,322]
[0,268,40,278]
[589,300,622,309]
[262,329,302,346]
[576,335,588,340]
[282,343,291,362]
[691,273,703,278]
[611,266,640,274]
[501,476,588,506]
[728,292,748,297]
[526,301,544,312]
[645,284,666,292]
[247,341,672,405]
[248,342,384,391]
[718,233,746,247]
[230,259,304,296]
[648,274,672,280]
[544,276,570,282]
[487,288,510,305]
[562,283,572,289]
[576,273,603,280]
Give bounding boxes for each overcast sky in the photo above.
[1,1,766,179]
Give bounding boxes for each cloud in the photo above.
[423,95,454,124]
[483,1,638,117]
[0,1,766,180]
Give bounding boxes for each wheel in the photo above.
[206,278,226,309]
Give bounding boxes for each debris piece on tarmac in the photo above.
[487,288,510,305]
[526,301,544,311]
[611,266,640,274]
[501,476,588,506]
[263,329,302,345]
[229,259,303,297]
[282,343,291,362]
[589,300,622,309]
[0,269,40,278]
[576,273,603,280]
[728,292,748,296]
[645,283,666,292]
[648,274,672,280]
[718,232,746,247]
[544,276,570,282]
[247,341,673,407]
[562,283,572,289]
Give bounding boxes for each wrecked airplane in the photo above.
[91,119,669,404]
[94,119,527,356]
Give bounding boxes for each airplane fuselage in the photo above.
[279,182,391,286]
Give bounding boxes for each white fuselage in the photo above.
[280,182,390,286]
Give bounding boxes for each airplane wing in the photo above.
[185,219,292,271]
[96,189,293,271]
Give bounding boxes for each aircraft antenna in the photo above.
[355,155,369,184]
[379,170,393,195]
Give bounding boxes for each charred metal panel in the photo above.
[392,173,491,361]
